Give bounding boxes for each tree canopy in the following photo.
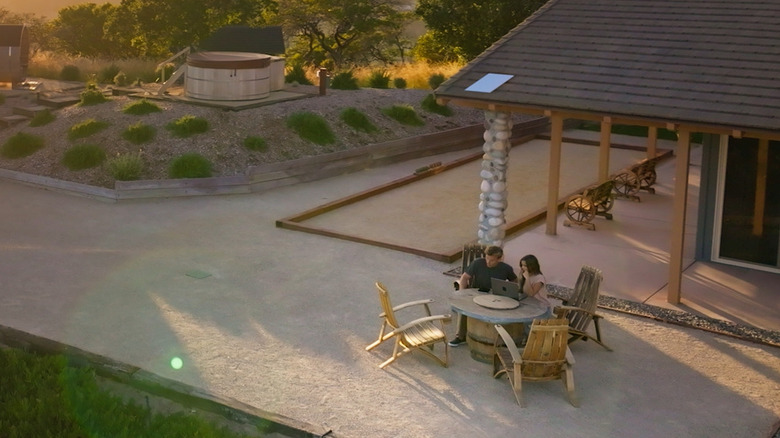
[415,0,547,61]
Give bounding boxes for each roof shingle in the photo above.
[435,0,780,134]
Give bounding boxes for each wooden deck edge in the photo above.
[0,324,331,438]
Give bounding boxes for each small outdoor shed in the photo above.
[0,24,30,83]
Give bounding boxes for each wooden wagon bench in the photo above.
[563,180,615,231]
[611,157,660,202]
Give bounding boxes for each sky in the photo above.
[4,0,119,20]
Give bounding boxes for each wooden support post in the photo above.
[599,117,611,183]
[668,129,691,304]
[546,114,564,235]
[647,126,657,159]
[752,138,769,236]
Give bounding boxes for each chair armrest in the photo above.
[494,324,522,363]
[565,346,575,365]
[387,314,452,336]
[556,305,600,319]
[378,299,434,318]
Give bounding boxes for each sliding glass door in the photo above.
[712,136,780,273]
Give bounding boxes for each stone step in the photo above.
[0,114,29,128]
[12,105,50,117]
[38,95,81,108]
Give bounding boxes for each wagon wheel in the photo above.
[612,171,640,198]
[600,194,615,213]
[640,169,657,189]
[565,196,595,224]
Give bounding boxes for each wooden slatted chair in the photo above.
[366,282,451,369]
[493,320,578,407]
[454,243,487,290]
[554,265,611,351]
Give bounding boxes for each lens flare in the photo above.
[170,357,183,370]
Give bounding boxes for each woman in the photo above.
[519,254,551,309]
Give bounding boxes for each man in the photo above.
[449,245,517,347]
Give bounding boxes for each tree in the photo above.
[50,3,119,58]
[415,0,547,61]
[273,0,413,69]
[105,0,275,58]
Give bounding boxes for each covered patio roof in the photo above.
[434,0,780,304]
[435,0,780,139]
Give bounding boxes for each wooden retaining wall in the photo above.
[0,117,549,201]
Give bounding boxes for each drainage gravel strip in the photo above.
[545,284,780,348]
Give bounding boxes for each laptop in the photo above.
[490,278,528,301]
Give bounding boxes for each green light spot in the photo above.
[170,357,183,370]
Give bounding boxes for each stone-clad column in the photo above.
[477,110,512,246]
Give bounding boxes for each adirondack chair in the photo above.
[366,282,451,369]
[493,320,578,407]
[554,265,611,351]
[454,243,487,290]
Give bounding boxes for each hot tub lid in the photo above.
[187,51,271,69]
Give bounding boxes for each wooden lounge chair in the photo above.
[493,320,578,407]
[366,282,451,369]
[554,265,611,351]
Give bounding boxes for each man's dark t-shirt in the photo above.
[466,258,518,291]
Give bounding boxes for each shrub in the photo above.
[393,77,407,89]
[68,119,109,141]
[60,64,81,81]
[286,112,336,145]
[166,115,209,138]
[243,136,268,152]
[428,73,446,89]
[169,153,212,178]
[382,105,425,126]
[285,64,313,85]
[62,144,106,170]
[122,122,156,144]
[340,107,378,133]
[1,132,45,158]
[113,71,130,87]
[108,152,144,180]
[0,348,254,437]
[367,70,391,89]
[123,99,162,115]
[79,88,109,106]
[29,109,56,127]
[421,93,454,116]
[98,64,121,84]
[330,71,359,90]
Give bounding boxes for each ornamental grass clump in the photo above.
[340,107,378,133]
[28,109,56,127]
[382,104,425,126]
[286,112,335,145]
[62,144,106,170]
[1,132,45,158]
[108,152,144,181]
[367,70,391,89]
[79,83,109,106]
[421,93,454,116]
[68,118,109,141]
[330,71,359,90]
[166,115,209,138]
[169,153,212,178]
[122,122,156,144]
[243,136,268,152]
[122,99,162,115]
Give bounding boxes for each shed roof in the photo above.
[435,0,780,136]
[0,25,27,46]
[200,26,285,56]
